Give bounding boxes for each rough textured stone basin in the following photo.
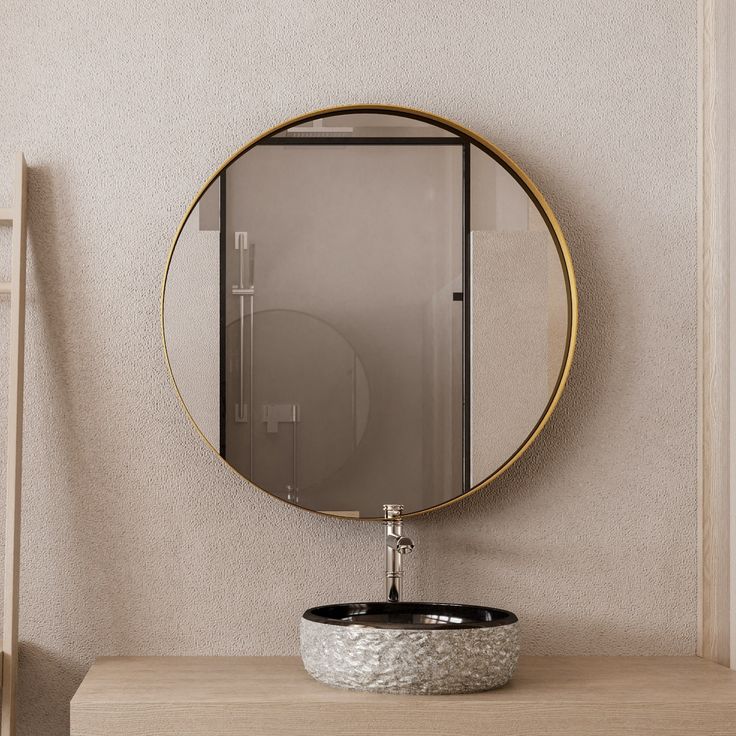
[300,602,519,695]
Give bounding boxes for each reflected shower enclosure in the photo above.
[163,110,571,518]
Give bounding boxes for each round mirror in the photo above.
[162,106,577,519]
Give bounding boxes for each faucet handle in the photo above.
[395,536,414,554]
[386,533,414,554]
[383,503,404,519]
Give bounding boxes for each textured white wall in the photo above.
[0,1,696,734]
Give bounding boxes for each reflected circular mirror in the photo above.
[162,105,577,519]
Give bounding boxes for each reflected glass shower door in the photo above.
[221,141,464,517]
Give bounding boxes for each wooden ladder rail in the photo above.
[0,154,28,736]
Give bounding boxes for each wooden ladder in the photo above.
[0,154,28,736]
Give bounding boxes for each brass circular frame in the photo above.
[161,104,578,521]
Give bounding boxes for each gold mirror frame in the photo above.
[161,104,578,521]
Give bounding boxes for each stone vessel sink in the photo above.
[300,602,519,695]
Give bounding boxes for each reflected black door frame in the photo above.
[219,136,472,493]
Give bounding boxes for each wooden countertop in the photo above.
[70,655,736,736]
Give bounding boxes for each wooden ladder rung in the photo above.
[0,284,11,295]
[0,209,13,224]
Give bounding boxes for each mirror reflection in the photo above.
[163,110,574,518]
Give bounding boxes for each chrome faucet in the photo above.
[383,504,414,602]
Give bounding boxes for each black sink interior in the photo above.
[303,602,518,630]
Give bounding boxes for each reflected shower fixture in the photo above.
[232,231,254,427]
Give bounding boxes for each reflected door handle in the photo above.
[262,403,300,433]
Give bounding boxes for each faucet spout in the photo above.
[383,504,414,602]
